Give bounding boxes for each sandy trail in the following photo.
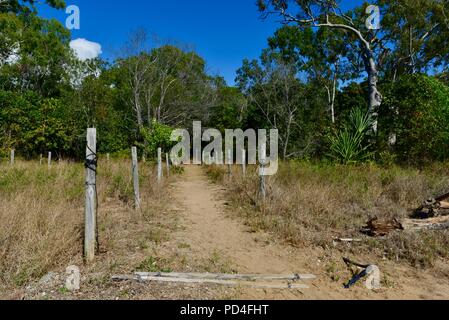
[168,166,449,300]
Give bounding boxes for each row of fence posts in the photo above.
[7,131,266,263]
[84,128,170,262]
[7,150,55,168]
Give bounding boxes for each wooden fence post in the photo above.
[166,153,170,177]
[84,128,97,262]
[106,153,110,163]
[132,147,141,209]
[10,149,14,166]
[48,152,52,168]
[157,148,163,183]
[242,149,246,177]
[40,154,43,165]
[259,144,266,200]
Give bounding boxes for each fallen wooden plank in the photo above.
[112,275,310,290]
[134,272,316,281]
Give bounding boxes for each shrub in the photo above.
[139,120,176,158]
[327,107,374,164]
[380,74,449,164]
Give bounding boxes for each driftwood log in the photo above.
[112,272,316,290]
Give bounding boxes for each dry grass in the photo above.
[207,161,449,268]
[0,159,174,294]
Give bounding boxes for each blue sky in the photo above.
[38,0,365,85]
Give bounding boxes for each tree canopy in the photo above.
[1,1,449,165]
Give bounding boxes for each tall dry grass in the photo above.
[207,161,449,267]
[0,159,169,292]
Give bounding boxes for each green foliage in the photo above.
[2,0,449,168]
[377,0,449,77]
[328,108,374,165]
[1,0,66,15]
[208,87,246,131]
[335,82,368,120]
[139,121,176,158]
[0,90,77,158]
[380,74,449,164]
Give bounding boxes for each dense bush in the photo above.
[139,121,176,158]
[380,74,449,164]
[0,90,78,159]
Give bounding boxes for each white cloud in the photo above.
[70,38,102,61]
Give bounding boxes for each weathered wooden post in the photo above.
[142,154,146,163]
[39,154,43,165]
[166,153,170,177]
[132,147,141,209]
[106,153,110,163]
[84,128,97,262]
[10,149,14,166]
[242,149,246,177]
[259,144,266,200]
[48,152,52,168]
[157,148,163,183]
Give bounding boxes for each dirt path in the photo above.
[168,166,306,299]
[167,166,449,300]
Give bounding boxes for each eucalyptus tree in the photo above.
[0,1,73,97]
[377,0,449,80]
[267,25,351,124]
[258,0,384,133]
[117,29,156,129]
[237,56,309,159]
[258,0,449,132]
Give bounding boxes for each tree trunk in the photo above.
[362,50,382,134]
[133,90,143,128]
[331,61,339,125]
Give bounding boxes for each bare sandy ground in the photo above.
[167,165,449,300]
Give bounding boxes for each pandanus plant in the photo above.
[328,108,374,165]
